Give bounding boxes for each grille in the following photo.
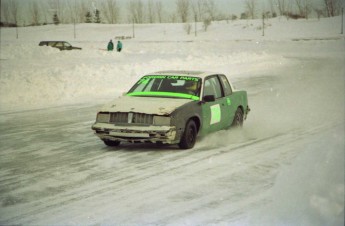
[110,112,127,123]
[110,112,153,125]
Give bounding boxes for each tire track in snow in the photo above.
[2,120,336,225]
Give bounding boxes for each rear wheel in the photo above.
[178,120,197,149]
[231,108,244,127]
[103,140,120,147]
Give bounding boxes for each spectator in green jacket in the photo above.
[107,40,114,51]
[117,41,122,52]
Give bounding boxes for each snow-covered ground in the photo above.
[0,16,344,225]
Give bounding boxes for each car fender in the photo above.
[170,101,202,141]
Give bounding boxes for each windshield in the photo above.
[127,75,202,100]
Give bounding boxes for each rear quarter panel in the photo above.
[231,90,248,115]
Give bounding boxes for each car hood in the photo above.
[100,96,193,115]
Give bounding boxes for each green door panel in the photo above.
[199,75,248,136]
[200,97,230,134]
[201,101,222,134]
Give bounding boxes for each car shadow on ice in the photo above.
[98,127,254,153]
[101,142,187,152]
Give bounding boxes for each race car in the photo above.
[92,70,250,149]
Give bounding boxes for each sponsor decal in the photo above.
[227,98,231,106]
[127,92,200,100]
[210,104,221,125]
[138,75,200,84]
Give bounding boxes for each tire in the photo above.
[178,120,197,149]
[231,108,244,128]
[103,140,120,147]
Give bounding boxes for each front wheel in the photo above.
[231,108,244,128]
[178,120,197,149]
[103,140,120,147]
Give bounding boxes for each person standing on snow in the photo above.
[117,40,122,52]
[107,40,114,51]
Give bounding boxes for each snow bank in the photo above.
[250,124,344,226]
[0,16,343,112]
[0,42,285,112]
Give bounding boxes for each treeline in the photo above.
[0,0,343,27]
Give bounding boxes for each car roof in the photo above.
[147,70,219,79]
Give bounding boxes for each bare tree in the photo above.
[169,13,177,23]
[275,0,287,16]
[66,0,87,23]
[176,0,190,23]
[156,1,163,23]
[0,0,19,25]
[48,0,69,24]
[324,0,334,17]
[245,0,257,19]
[147,0,155,23]
[128,0,144,23]
[191,0,216,21]
[77,1,91,23]
[285,0,294,19]
[30,1,41,25]
[323,0,342,17]
[55,0,61,23]
[191,0,217,31]
[203,18,211,31]
[295,0,304,16]
[203,0,217,21]
[1,1,11,24]
[65,1,77,24]
[268,0,276,16]
[184,23,192,34]
[314,8,325,20]
[294,0,312,18]
[191,0,202,22]
[101,0,120,24]
[191,0,201,22]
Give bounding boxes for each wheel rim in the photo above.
[187,126,196,146]
[234,111,243,127]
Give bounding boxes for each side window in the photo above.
[203,80,213,97]
[219,75,232,96]
[203,76,223,99]
[55,42,63,47]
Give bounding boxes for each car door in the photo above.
[218,74,237,127]
[201,75,229,134]
[54,42,64,50]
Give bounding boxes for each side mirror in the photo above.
[203,95,215,102]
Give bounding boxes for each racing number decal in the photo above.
[226,98,231,106]
[210,104,221,125]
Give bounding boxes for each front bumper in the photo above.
[92,123,178,144]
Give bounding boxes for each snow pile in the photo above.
[248,122,344,226]
[272,135,344,225]
[1,16,343,112]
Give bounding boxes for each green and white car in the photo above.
[91,70,250,149]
